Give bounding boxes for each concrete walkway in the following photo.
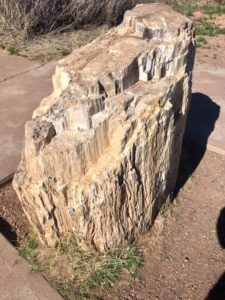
[0,50,56,182]
[186,62,225,155]
[0,234,63,300]
[0,50,61,300]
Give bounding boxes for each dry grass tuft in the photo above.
[0,0,142,38]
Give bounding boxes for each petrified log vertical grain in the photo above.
[13,4,195,251]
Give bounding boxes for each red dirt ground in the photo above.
[0,182,30,245]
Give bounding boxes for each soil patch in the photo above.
[0,181,30,245]
[215,14,225,27]
[193,11,206,20]
[196,34,225,66]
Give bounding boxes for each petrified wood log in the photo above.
[13,4,195,251]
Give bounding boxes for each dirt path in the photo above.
[98,146,225,300]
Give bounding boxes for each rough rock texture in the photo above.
[13,4,195,252]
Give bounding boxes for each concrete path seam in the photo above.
[0,173,14,187]
[0,63,47,84]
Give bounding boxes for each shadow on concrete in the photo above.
[174,92,220,197]
[0,217,17,246]
[205,207,225,300]
[185,93,220,147]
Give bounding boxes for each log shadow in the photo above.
[0,217,18,246]
[174,92,220,197]
[205,207,225,300]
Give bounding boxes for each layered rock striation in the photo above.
[13,4,195,251]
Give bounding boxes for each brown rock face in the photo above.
[13,4,195,251]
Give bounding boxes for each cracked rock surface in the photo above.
[13,4,195,251]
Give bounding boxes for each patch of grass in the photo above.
[173,2,197,17]
[195,19,225,36]
[51,280,75,298]
[31,54,46,63]
[173,2,225,18]
[83,245,142,293]
[6,46,20,55]
[200,4,225,16]
[196,36,208,48]
[172,2,225,38]
[0,23,108,62]
[0,42,6,50]
[18,233,143,299]
[60,48,71,57]
[18,231,41,272]
[54,235,143,298]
